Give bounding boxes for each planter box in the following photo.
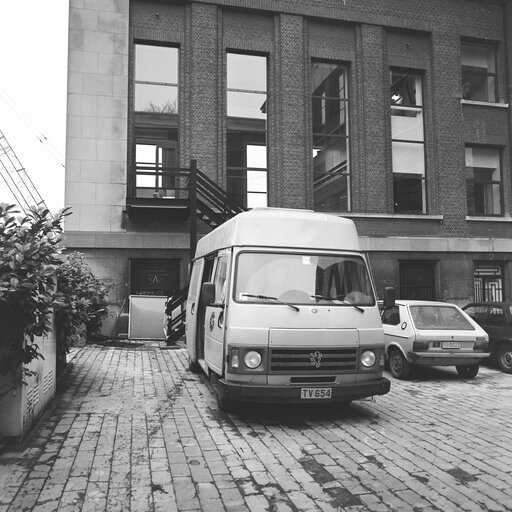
[0,321,56,438]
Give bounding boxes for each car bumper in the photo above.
[408,351,490,366]
[216,377,391,404]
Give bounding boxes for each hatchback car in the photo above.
[381,300,489,380]
[462,302,512,374]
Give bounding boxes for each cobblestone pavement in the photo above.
[1,341,511,512]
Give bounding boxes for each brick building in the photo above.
[65,0,512,330]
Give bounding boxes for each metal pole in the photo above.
[189,159,197,263]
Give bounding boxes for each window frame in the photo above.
[311,59,351,212]
[465,145,503,216]
[390,68,427,215]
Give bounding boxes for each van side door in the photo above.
[185,259,204,363]
[204,251,230,375]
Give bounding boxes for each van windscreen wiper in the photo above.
[310,294,365,313]
[241,293,300,312]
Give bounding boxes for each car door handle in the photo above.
[191,302,195,315]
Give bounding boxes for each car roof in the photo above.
[394,300,458,307]
[464,302,512,307]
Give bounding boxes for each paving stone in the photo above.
[1,343,512,511]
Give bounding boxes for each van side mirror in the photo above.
[383,287,396,309]
[200,282,216,306]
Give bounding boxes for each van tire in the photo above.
[217,394,236,413]
[497,342,512,374]
[456,364,479,379]
[188,358,201,373]
[389,348,411,380]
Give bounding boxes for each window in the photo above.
[461,42,497,103]
[474,263,503,301]
[312,61,350,211]
[227,53,268,208]
[399,260,435,300]
[390,70,426,214]
[466,147,502,215]
[132,44,179,199]
[135,45,178,113]
[235,252,374,306]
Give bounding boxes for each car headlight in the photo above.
[361,350,376,367]
[244,351,262,369]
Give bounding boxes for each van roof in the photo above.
[194,208,361,258]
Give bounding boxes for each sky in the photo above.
[0,1,69,214]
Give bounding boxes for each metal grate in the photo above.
[270,347,357,373]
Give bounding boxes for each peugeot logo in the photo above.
[309,351,323,368]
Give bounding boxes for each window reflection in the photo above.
[135,45,178,113]
[312,61,350,212]
[227,53,268,207]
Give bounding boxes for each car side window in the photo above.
[488,307,506,325]
[382,306,400,325]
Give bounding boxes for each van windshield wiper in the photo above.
[241,293,300,312]
[311,294,365,313]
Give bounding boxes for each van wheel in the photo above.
[188,357,201,373]
[456,364,479,379]
[210,373,236,413]
[497,343,512,374]
[389,348,411,380]
[217,394,236,413]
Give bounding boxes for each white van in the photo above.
[186,208,391,411]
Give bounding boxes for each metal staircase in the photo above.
[164,164,246,345]
[0,129,51,214]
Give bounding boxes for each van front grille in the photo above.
[270,347,358,373]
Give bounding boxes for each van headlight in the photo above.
[361,350,376,367]
[244,351,262,369]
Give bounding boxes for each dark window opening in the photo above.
[399,260,436,300]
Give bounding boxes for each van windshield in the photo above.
[235,252,375,306]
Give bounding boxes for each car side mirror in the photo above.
[200,282,216,306]
[383,287,396,309]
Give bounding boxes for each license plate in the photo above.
[443,341,461,349]
[300,388,332,399]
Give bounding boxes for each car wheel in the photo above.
[389,348,411,380]
[456,364,479,379]
[497,342,512,374]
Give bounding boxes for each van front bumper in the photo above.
[216,377,391,404]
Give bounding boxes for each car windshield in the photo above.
[234,252,375,306]
[410,305,475,330]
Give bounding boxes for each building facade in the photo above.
[65,0,512,330]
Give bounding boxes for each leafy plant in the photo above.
[0,203,69,392]
[54,252,112,363]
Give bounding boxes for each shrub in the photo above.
[54,252,111,363]
[0,204,69,391]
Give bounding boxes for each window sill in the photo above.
[461,99,509,109]
[339,212,444,221]
[466,216,512,222]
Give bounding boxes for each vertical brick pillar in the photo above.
[431,31,467,237]
[355,24,388,213]
[188,3,220,181]
[275,14,309,209]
